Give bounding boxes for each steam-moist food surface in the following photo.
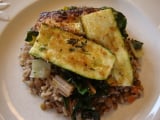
[20,6,144,120]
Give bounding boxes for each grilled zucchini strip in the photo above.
[81,9,133,86]
[29,24,115,80]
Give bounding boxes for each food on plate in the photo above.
[19,6,144,120]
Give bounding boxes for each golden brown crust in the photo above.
[32,7,99,35]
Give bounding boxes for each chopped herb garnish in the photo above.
[67,38,88,52]
[67,38,78,46]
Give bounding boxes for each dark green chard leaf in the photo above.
[71,94,100,120]
[63,97,69,110]
[72,79,89,95]
[129,39,144,58]
[51,67,108,120]
[81,109,100,120]
[131,40,143,50]
[57,68,90,95]
[72,109,100,120]
[25,31,39,42]
[113,9,127,38]
[91,80,109,95]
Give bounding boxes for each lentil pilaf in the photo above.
[19,6,144,120]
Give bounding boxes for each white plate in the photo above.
[0,0,160,120]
